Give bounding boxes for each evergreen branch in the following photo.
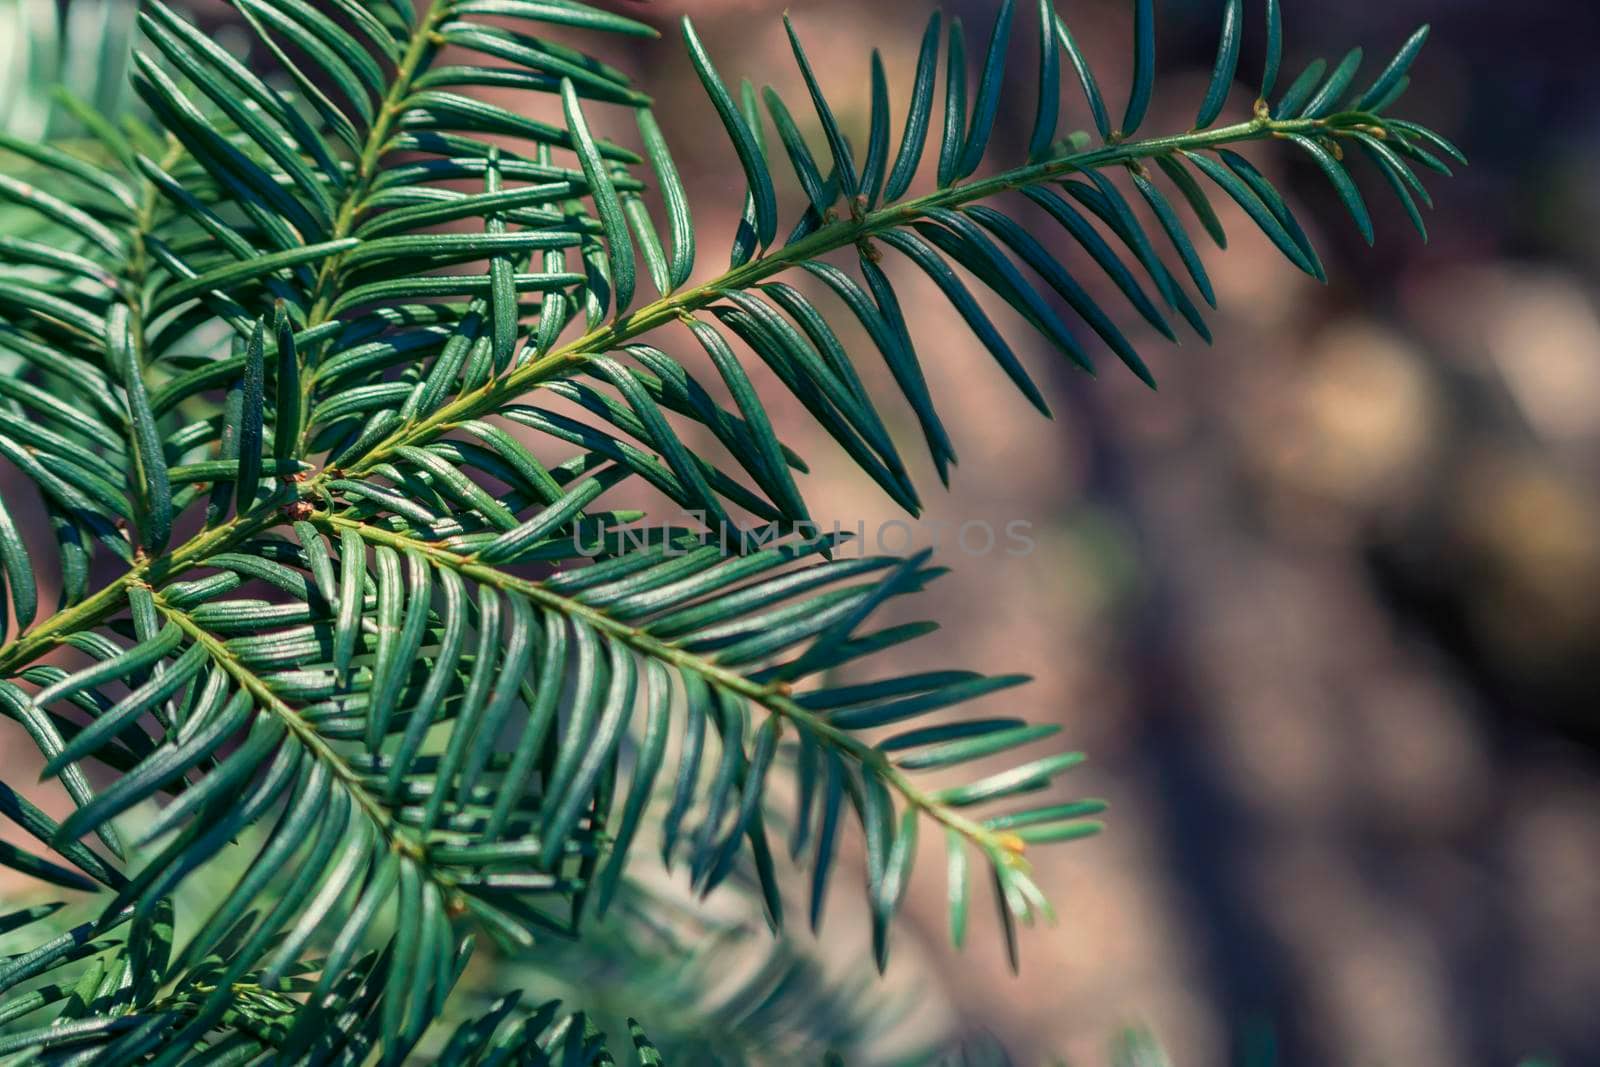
[0,0,1462,1059]
[293,0,455,454]
[148,587,409,859]
[0,508,279,679]
[0,104,1411,681]
[310,510,1073,883]
[341,112,1342,476]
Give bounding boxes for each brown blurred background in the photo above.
[6,1,1600,1063]
[627,2,1600,1063]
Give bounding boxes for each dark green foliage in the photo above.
[0,0,1456,1061]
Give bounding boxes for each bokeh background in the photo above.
[4,0,1600,1064]
[565,2,1600,1063]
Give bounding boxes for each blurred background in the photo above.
[602,1,1600,1062]
[591,2,1600,1063]
[5,0,1600,1063]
